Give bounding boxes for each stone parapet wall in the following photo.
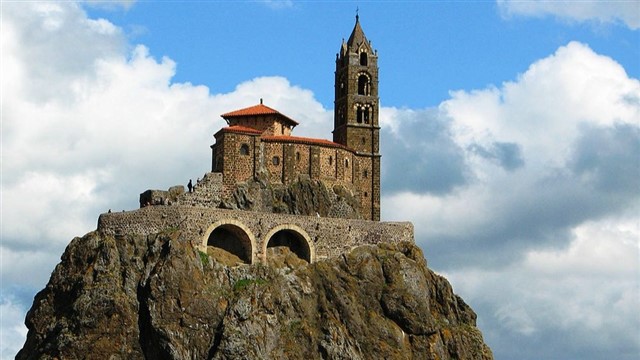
[98,205,413,262]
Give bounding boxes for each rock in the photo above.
[17,230,492,360]
[220,176,362,219]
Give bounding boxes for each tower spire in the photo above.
[333,16,381,221]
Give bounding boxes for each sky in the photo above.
[1,1,639,359]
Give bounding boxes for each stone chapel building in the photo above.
[109,16,412,265]
[211,15,381,221]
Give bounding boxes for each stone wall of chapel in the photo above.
[220,133,256,190]
[211,132,377,219]
[292,144,311,176]
[263,142,284,184]
[319,147,337,180]
[230,115,292,136]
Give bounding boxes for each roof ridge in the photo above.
[221,103,299,126]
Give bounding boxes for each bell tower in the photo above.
[333,15,381,221]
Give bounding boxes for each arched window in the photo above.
[329,156,333,166]
[363,169,368,178]
[345,159,349,168]
[358,75,369,95]
[296,152,300,162]
[239,144,249,155]
[363,108,370,124]
[356,107,363,123]
[360,52,368,66]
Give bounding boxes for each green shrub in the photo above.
[198,250,209,266]
[233,278,267,292]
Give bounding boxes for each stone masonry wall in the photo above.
[98,205,413,263]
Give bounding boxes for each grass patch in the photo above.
[233,278,267,292]
[198,250,209,266]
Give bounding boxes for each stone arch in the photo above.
[202,219,256,264]
[263,224,315,263]
[357,73,370,95]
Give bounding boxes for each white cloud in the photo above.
[2,1,639,359]
[444,217,640,359]
[382,41,640,269]
[2,3,332,354]
[497,0,640,29]
[381,40,639,359]
[0,296,29,360]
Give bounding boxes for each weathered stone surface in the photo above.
[17,231,492,360]
[220,176,362,219]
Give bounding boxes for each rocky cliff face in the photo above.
[17,230,492,359]
[221,176,362,220]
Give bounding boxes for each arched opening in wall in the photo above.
[266,229,311,264]
[240,144,249,155]
[207,225,252,265]
[358,75,369,95]
[360,52,368,66]
[357,107,363,123]
[363,107,370,124]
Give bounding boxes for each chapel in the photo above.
[210,15,381,220]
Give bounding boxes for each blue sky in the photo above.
[86,1,639,108]
[2,1,639,359]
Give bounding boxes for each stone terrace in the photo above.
[98,206,413,264]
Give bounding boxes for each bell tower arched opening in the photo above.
[360,51,368,66]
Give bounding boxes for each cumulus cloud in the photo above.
[381,40,639,359]
[1,3,328,356]
[0,296,29,359]
[444,217,640,359]
[497,0,640,29]
[383,41,640,269]
[380,107,468,194]
[2,2,639,360]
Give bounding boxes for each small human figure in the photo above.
[108,209,111,213]
[188,179,193,193]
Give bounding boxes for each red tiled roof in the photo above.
[215,125,262,136]
[221,103,299,126]
[261,135,353,151]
